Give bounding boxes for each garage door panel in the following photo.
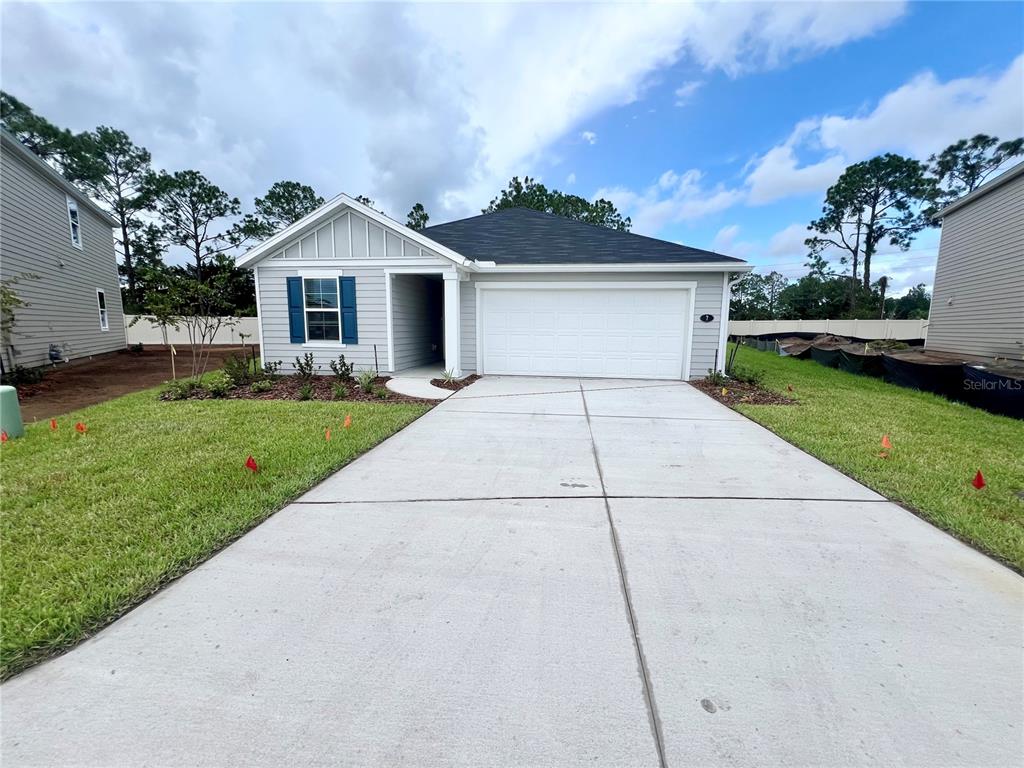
[480,286,690,380]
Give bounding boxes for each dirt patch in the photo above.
[809,334,851,350]
[211,375,433,405]
[692,377,797,407]
[429,374,482,392]
[12,346,255,422]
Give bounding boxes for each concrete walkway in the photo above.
[2,378,1021,767]
[384,364,452,400]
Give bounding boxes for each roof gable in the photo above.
[237,194,470,269]
[422,207,744,266]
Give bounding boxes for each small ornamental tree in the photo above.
[143,273,238,379]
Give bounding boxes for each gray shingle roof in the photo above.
[422,207,743,265]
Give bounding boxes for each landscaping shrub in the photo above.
[332,382,349,400]
[1,365,45,387]
[441,369,456,385]
[294,353,319,380]
[328,355,354,381]
[127,343,144,356]
[250,379,273,393]
[222,353,251,386]
[205,371,233,399]
[730,365,764,386]
[374,386,390,399]
[357,369,376,394]
[160,378,203,401]
[297,382,313,401]
[704,369,728,387]
[262,360,282,378]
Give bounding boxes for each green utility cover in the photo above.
[0,385,25,439]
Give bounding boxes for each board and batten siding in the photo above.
[458,271,726,378]
[0,141,125,368]
[254,207,455,373]
[927,169,1024,359]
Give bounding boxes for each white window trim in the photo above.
[300,275,345,348]
[66,196,83,250]
[96,288,109,331]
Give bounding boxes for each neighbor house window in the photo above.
[66,196,83,249]
[303,277,340,341]
[96,289,109,331]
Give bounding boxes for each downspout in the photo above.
[716,272,745,374]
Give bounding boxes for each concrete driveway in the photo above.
[3,377,1021,767]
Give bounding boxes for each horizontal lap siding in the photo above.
[257,265,389,373]
[459,271,725,379]
[927,173,1024,359]
[0,148,125,368]
[391,274,442,371]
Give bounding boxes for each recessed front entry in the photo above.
[477,283,693,379]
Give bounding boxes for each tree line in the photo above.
[2,94,632,320]
[732,134,1022,321]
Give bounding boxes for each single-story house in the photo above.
[237,195,750,380]
[927,160,1023,360]
[0,129,125,370]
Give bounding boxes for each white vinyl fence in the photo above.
[125,316,260,346]
[729,318,928,340]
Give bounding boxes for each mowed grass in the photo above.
[0,390,429,678]
[730,345,1024,570]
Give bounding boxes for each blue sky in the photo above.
[3,2,1022,294]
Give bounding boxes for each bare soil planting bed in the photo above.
[12,346,253,422]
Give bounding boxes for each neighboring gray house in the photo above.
[238,195,750,380]
[927,161,1024,360]
[0,130,125,369]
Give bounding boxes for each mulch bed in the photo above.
[170,376,436,405]
[429,374,481,392]
[691,377,796,407]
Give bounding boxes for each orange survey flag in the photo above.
[343,414,352,429]
[0,431,7,443]
[972,470,986,490]
[245,455,259,473]
[881,434,893,450]
[325,427,332,441]
[75,422,87,433]
[49,418,58,431]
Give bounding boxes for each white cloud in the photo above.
[0,2,907,223]
[580,131,598,145]
[745,55,1024,205]
[596,169,745,234]
[566,172,577,185]
[674,80,703,106]
[711,224,756,259]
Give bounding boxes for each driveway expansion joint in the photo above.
[291,495,893,505]
[579,383,669,768]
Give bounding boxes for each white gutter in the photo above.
[472,262,753,274]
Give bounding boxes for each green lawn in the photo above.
[730,345,1024,571]
[0,390,429,678]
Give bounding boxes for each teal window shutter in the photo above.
[286,277,305,343]
[340,276,358,344]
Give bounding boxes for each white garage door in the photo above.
[478,284,692,379]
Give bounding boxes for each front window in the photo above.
[96,290,109,331]
[303,278,340,341]
[66,196,82,249]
